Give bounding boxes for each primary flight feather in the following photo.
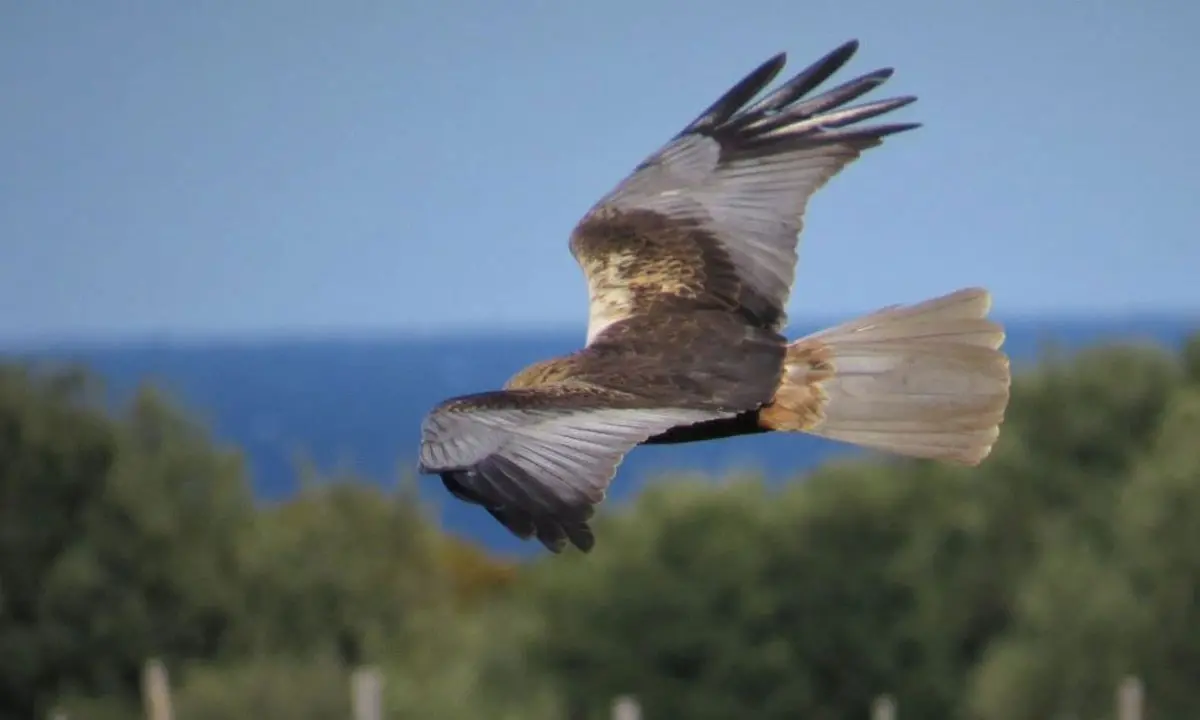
[417,39,1012,554]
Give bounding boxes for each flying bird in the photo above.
[417,39,1012,554]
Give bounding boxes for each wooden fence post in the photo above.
[142,659,173,720]
[1117,675,1143,720]
[351,665,384,720]
[611,695,642,720]
[872,694,896,720]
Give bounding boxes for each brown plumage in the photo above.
[417,40,1012,554]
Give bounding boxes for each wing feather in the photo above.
[571,39,919,343]
[419,388,728,553]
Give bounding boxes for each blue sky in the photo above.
[2,1,1197,341]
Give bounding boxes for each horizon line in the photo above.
[2,309,1196,353]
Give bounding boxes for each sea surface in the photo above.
[8,315,1193,557]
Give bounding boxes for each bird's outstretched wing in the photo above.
[418,386,732,553]
[571,39,919,343]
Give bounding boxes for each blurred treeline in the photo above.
[3,331,1200,720]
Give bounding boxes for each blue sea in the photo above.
[7,315,1194,557]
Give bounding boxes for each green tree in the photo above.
[522,337,1197,720]
[528,476,785,719]
[384,597,563,720]
[236,474,448,663]
[906,341,1187,716]
[966,526,1138,720]
[231,471,559,719]
[0,360,550,718]
[1183,332,1200,385]
[173,654,351,720]
[528,468,945,720]
[0,365,255,717]
[967,358,1200,720]
[1113,385,1200,717]
[0,365,120,716]
[9,329,1198,719]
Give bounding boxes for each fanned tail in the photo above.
[759,288,1011,465]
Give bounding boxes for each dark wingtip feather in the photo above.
[647,40,918,162]
[486,505,537,542]
[536,522,568,553]
[567,523,596,553]
[738,70,911,138]
[802,38,861,85]
[673,38,914,151]
[537,519,595,553]
[686,39,919,154]
[678,52,787,136]
[811,38,861,76]
[732,40,861,117]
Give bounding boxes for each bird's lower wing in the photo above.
[418,387,729,552]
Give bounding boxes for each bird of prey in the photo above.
[417,39,1012,554]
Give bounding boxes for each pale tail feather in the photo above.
[760,287,1011,465]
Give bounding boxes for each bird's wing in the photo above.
[571,39,919,343]
[418,386,732,553]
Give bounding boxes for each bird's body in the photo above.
[417,40,1012,554]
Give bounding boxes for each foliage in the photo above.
[383,599,563,720]
[3,331,1200,718]
[0,362,541,718]
[966,527,1138,720]
[0,366,253,716]
[173,654,352,720]
[526,334,1200,719]
[1111,386,1200,717]
[235,475,447,663]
